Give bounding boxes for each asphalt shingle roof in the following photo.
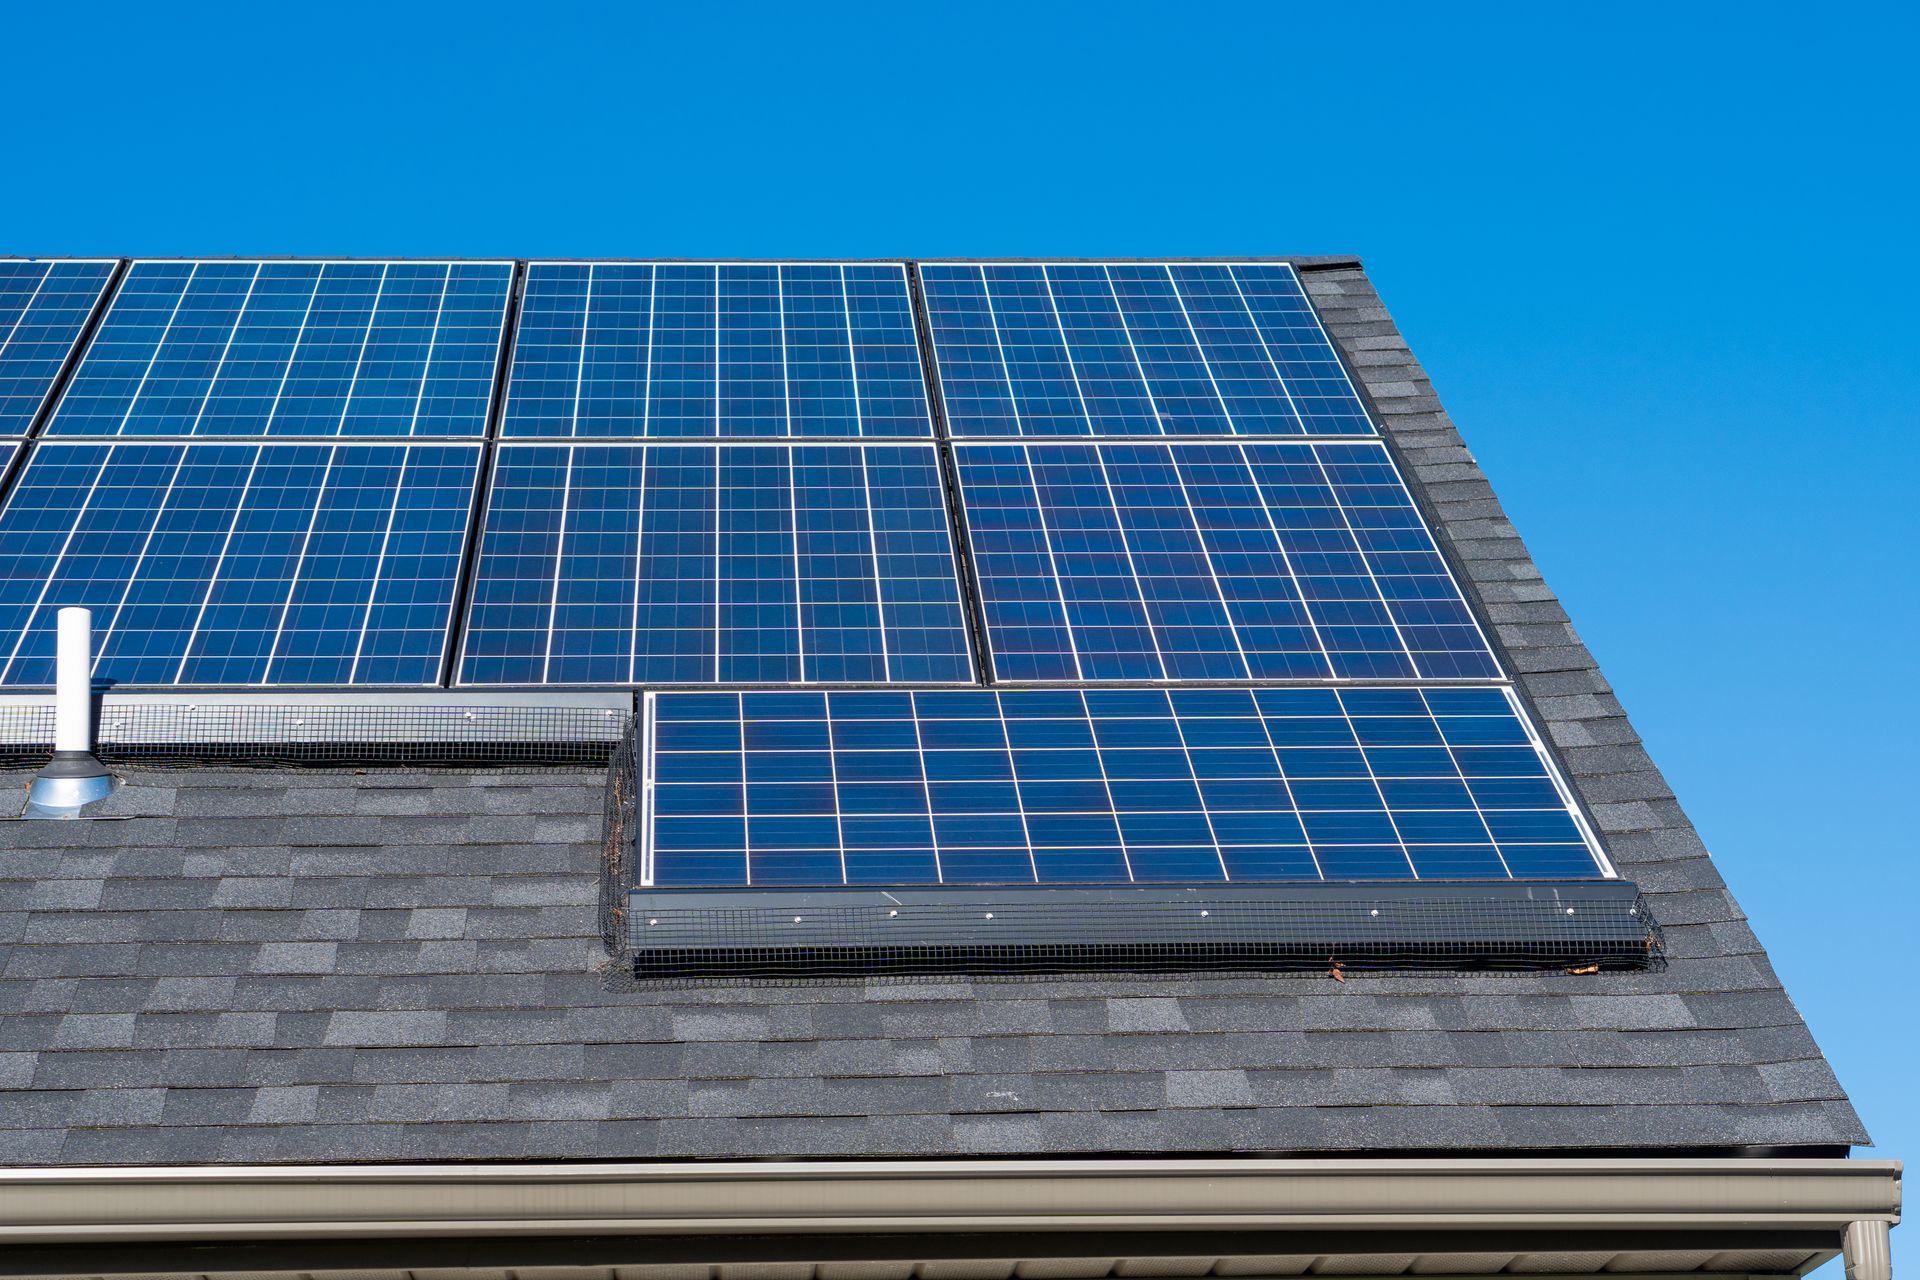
[0,260,1867,1164]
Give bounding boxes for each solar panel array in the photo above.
[0,257,1608,883]
[646,687,1604,887]
[0,260,116,437]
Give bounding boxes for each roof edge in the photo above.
[0,1157,1898,1246]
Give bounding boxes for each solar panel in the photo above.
[643,686,1608,888]
[0,441,480,686]
[458,442,974,685]
[953,439,1497,682]
[920,262,1375,438]
[0,259,116,436]
[502,263,930,438]
[44,260,512,438]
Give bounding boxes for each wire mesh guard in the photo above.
[601,724,639,951]
[0,702,628,772]
[621,882,1662,982]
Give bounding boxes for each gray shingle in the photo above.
[1166,1069,1255,1108]
[251,941,338,974]
[50,1012,136,1049]
[249,1090,320,1128]
[505,1081,614,1120]
[1106,997,1190,1033]
[406,907,468,939]
[322,1009,450,1047]
[26,880,105,911]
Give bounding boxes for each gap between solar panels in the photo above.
[617,687,1657,980]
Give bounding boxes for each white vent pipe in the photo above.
[22,605,115,818]
[55,607,93,755]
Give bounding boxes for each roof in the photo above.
[0,260,1867,1165]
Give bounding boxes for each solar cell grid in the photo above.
[955,439,1497,683]
[458,442,974,685]
[502,263,930,438]
[644,687,1607,889]
[920,262,1375,438]
[0,260,117,437]
[45,261,512,438]
[0,441,480,686]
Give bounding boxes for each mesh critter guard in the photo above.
[601,723,639,952]
[1,702,629,773]
[623,881,1662,981]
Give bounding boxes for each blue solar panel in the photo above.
[502,263,930,438]
[45,261,512,437]
[459,443,974,685]
[0,260,116,436]
[921,262,1374,438]
[644,687,1608,888]
[0,441,480,686]
[954,439,1497,682]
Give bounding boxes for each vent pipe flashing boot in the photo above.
[23,607,116,819]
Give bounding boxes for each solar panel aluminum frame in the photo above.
[501,261,936,443]
[634,684,1619,893]
[917,261,1378,442]
[453,439,985,689]
[42,259,518,441]
[950,437,1505,686]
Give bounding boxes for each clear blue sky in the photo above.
[12,0,1913,1194]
